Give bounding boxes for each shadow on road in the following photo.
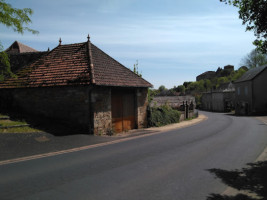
[207,161,267,200]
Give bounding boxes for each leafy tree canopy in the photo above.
[220,0,267,53]
[0,0,38,81]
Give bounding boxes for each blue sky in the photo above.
[1,0,255,88]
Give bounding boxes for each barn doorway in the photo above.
[111,89,136,133]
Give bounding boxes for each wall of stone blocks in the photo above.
[0,86,150,135]
[136,88,149,129]
[91,87,112,135]
[0,86,91,131]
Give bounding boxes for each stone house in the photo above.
[201,82,235,112]
[0,37,152,135]
[5,41,47,73]
[234,65,267,115]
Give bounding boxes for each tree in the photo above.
[241,48,267,68]
[158,85,167,93]
[183,81,192,89]
[220,0,267,53]
[176,85,185,94]
[0,0,38,80]
[204,79,212,91]
[231,66,248,80]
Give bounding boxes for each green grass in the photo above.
[0,119,27,127]
[0,113,43,133]
[0,126,42,133]
[0,113,9,118]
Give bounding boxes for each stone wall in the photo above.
[0,86,150,135]
[0,86,91,131]
[202,91,235,112]
[253,68,267,114]
[136,88,148,128]
[151,96,195,109]
[91,87,112,135]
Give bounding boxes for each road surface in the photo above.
[1,111,267,200]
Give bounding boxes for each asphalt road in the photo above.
[1,111,267,200]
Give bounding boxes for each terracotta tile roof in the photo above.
[5,41,38,53]
[0,40,152,88]
[91,43,152,87]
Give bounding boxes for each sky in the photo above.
[0,0,256,89]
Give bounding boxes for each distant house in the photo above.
[5,41,47,73]
[234,65,267,115]
[201,82,235,112]
[0,37,152,134]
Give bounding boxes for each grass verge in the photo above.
[0,126,42,133]
[0,113,43,133]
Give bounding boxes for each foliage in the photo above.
[229,66,248,81]
[156,85,177,96]
[0,44,11,81]
[0,0,38,80]
[195,94,202,109]
[133,60,142,77]
[241,49,267,68]
[183,81,192,88]
[148,88,158,103]
[0,0,38,34]
[176,85,185,94]
[147,105,180,127]
[220,0,267,53]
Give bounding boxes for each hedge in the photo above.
[147,105,180,127]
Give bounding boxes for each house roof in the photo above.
[5,41,38,53]
[0,39,152,88]
[235,65,267,83]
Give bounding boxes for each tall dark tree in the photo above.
[221,0,267,53]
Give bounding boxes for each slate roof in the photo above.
[0,39,152,88]
[5,41,38,53]
[235,65,267,83]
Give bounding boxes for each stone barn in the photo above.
[234,65,267,115]
[0,37,152,135]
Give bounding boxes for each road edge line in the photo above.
[0,114,208,166]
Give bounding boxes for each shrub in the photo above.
[147,105,180,127]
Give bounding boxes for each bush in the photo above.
[147,105,180,127]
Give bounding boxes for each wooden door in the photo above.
[111,90,135,133]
